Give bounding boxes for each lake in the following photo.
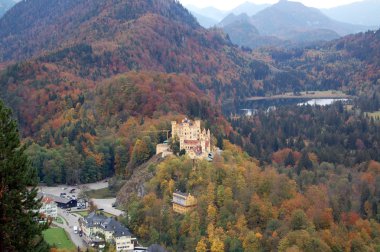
[297,98,348,106]
[235,98,350,116]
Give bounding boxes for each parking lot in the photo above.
[39,180,126,249]
[39,180,125,215]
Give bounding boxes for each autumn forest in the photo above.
[0,0,380,251]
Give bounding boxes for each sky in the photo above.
[179,0,364,10]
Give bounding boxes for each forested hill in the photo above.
[0,0,380,186]
[0,0,275,139]
[0,0,248,185]
[0,0,199,61]
[260,29,380,95]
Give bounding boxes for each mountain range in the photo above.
[218,0,370,48]
[0,0,378,141]
[0,0,272,137]
[185,1,270,28]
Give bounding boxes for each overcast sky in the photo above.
[179,0,363,10]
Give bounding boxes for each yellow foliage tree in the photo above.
[210,237,224,252]
[196,237,208,252]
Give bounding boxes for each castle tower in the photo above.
[169,118,213,159]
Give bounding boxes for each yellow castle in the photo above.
[171,118,211,159]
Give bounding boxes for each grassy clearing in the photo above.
[85,187,115,199]
[42,227,75,250]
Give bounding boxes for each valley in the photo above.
[0,0,379,251]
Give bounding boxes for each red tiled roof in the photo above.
[42,197,54,204]
[184,140,200,145]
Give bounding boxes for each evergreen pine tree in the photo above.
[0,100,48,251]
[284,152,295,167]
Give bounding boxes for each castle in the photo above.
[171,118,211,159]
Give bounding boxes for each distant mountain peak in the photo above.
[231,1,270,16]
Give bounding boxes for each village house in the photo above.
[172,191,197,214]
[81,212,136,251]
[39,196,58,219]
[38,193,77,209]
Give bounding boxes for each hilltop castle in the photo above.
[156,118,213,159]
[171,118,211,159]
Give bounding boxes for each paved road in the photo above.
[39,181,125,217]
[39,180,109,198]
[40,181,129,250]
[53,208,86,249]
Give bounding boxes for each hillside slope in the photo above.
[323,0,380,27]
[1,0,380,186]
[251,0,366,37]
[0,0,198,61]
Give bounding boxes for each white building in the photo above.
[39,196,58,219]
[81,212,136,251]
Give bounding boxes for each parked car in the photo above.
[69,189,76,193]
[60,193,66,198]
[73,226,78,234]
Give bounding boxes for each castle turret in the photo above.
[171,121,177,138]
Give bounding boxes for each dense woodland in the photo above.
[13,72,225,185]
[121,142,380,251]
[230,94,380,166]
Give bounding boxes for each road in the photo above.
[53,208,86,249]
[39,181,125,217]
[37,180,136,252]
[40,180,126,249]
[39,180,109,197]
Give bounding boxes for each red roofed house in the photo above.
[39,196,58,219]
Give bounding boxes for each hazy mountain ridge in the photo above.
[0,0,15,17]
[231,1,270,16]
[185,1,269,28]
[322,0,380,27]
[218,0,369,49]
